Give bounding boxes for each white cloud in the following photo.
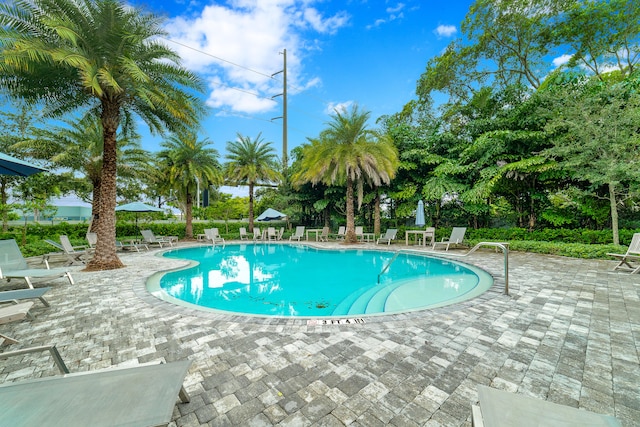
[552,54,572,68]
[163,1,349,115]
[367,3,405,29]
[434,24,457,38]
[325,101,354,115]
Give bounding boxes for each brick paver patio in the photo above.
[1,241,639,426]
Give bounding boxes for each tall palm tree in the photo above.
[158,133,222,238]
[17,113,147,232]
[294,105,399,243]
[225,133,280,232]
[0,0,204,270]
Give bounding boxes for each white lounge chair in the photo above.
[44,236,90,265]
[0,239,74,289]
[0,301,35,344]
[0,359,192,427]
[278,227,285,240]
[607,233,640,273]
[87,232,147,252]
[204,228,225,244]
[377,229,398,245]
[289,226,305,241]
[253,227,262,241]
[355,226,364,241]
[0,287,51,308]
[472,385,621,427]
[141,230,177,248]
[433,227,466,251]
[334,226,346,241]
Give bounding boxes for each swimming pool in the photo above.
[148,244,493,317]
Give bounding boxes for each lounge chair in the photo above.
[0,287,51,308]
[239,227,249,240]
[472,385,621,427]
[607,233,640,273]
[253,227,262,241]
[0,239,74,289]
[0,358,192,427]
[44,236,89,265]
[433,227,466,251]
[0,301,35,344]
[289,226,305,241]
[267,227,278,241]
[87,232,147,252]
[278,227,285,240]
[333,226,346,241]
[377,229,398,245]
[319,226,330,242]
[355,226,364,241]
[204,228,225,244]
[141,229,177,248]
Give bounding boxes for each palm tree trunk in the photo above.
[344,177,358,243]
[185,190,193,238]
[86,101,124,270]
[373,192,381,236]
[90,178,101,233]
[248,183,255,232]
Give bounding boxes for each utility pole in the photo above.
[271,49,288,170]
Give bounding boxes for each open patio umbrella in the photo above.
[415,200,426,227]
[0,152,47,176]
[115,201,164,227]
[256,208,287,222]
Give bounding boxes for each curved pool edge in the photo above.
[144,242,498,320]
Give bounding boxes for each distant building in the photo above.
[13,196,92,221]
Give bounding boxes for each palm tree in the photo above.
[294,105,399,243]
[17,113,147,232]
[0,0,204,270]
[224,133,280,232]
[158,133,222,238]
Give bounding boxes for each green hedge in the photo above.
[1,223,635,260]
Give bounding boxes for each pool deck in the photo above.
[1,240,639,426]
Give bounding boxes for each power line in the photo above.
[161,36,276,80]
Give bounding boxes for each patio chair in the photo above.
[319,226,330,242]
[472,385,621,427]
[140,230,177,248]
[333,226,346,241]
[0,358,192,427]
[0,239,75,289]
[607,233,640,273]
[0,301,35,344]
[433,227,467,251]
[278,227,285,240]
[377,229,398,245]
[267,227,278,241]
[355,226,364,241]
[289,226,305,241]
[253,227,262,241]
[239,227,249,240]
[0,287,51,308]
[204,228,225,244]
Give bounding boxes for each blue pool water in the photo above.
[148,244,493,317]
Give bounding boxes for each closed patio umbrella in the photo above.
[0,152,47,176]
[415,200,425,227]
[256,208,286,222]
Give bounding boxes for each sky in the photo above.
[126,0,476,196]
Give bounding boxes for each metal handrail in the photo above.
[377,242,510,295]
[377,251,400,283]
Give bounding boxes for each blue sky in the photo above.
[127,0,475,196]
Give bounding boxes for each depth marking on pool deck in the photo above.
[306,318,365,326]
